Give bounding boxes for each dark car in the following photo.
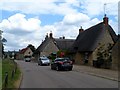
[51,58,73,71]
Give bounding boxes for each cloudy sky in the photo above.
[0,0,119,51]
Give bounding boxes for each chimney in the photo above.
[103,14,108,25]
[79,26,84,33]
[63,36,65,39]
[49,31,53,38]
[45,33,48,40]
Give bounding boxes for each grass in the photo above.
[0,60,2,90]
[2,59,21,88]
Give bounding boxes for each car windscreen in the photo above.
[40,57,49,60]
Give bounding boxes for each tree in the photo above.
[27,44,36,52]
[96,43,113,69]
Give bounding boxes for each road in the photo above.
[16,60,118,88]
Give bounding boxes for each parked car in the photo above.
[51,58,73,71]
[24,56,31,62]
[38,56,50,66]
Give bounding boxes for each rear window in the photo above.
[24,56,31,58]
[55,58,66,61]
[55,58,71,61]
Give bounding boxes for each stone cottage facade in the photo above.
[70,15,118,69]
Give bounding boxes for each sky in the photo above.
[0,0,119,51]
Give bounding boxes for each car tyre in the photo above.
[69,68,72,71]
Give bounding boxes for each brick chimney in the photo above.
[49,31,53,38]
[103,14,108,25]
[79,26,84,33]
[63,36,65,39]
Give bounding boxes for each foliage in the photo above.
[57,50,69,57]
[96,43,113,68]
[48,53,56,61]
[27,44,36,52]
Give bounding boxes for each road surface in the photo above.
[16,60,118,88]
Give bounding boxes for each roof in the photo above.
[34,38,52,54]
[19,48,28,54]
[34,37,75,54]
[71,22,118,53]
[55,38,75,50]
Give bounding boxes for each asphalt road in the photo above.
[16,60,118,88]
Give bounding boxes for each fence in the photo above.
[2,60,17,90]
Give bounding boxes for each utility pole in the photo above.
[104,3,107,15]
[0,30,3,60]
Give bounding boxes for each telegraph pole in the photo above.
[104,3,107,15]
[0,30,3,60]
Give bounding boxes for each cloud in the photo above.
[81,0,119,17]
[1,0,79,15]
[0,0,118,51]
[63,13,90,25]
[0,13,41,33]
[0,13,42,50]
[1,0,119,17]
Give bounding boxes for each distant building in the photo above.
[34,32,75,61]
[70,15,118,69]
[18,47,33,60]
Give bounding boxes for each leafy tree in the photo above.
[27,44,36,52]
[97,43,113,68]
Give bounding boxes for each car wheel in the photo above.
[48,63,50,66]
[69,68,72,71]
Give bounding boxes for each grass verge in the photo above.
[2,59,21,88]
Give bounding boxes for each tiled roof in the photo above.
[19,48,28,54]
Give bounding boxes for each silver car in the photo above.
[38,56,50,66]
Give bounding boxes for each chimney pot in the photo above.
[63,36,65,39]
[103,14,108,25]
[79,26,84,33]
[49,31,53,38]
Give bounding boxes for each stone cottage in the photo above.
[34,32,75,61]
[70,15,118,68]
